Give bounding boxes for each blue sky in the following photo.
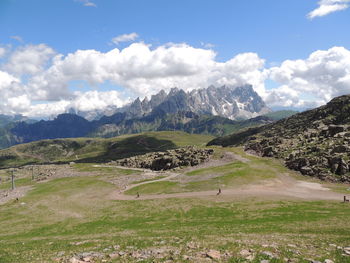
[0,0,349,117]
[1,0,349,62]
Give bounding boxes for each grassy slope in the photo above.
[0,163,350,262]
[125,147,282,195]
[0,131,213,169]
[263,110,299,121]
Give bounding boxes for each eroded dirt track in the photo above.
[111,153,346,202]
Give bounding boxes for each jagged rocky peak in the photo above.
[106,84,270,120]
[149,89,167,108]
[168,84,271,120]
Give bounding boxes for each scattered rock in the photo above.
[113,146,214,171]
[187,241,198,250]
[206,249,221,260]
[183,255,191,260]
[108,252,119,259]
[343,247,350,255]
[240,249,254,260]
[69,257,85,263]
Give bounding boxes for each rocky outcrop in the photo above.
[113,146,214,171]
[209,95,350,182]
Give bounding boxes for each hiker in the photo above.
[217,188,221,196]
[136,192,140,199]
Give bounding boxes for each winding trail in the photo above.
[111,171,346,202]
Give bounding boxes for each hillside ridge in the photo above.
[208,94,350,182]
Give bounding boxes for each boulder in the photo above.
[206,249,221,260]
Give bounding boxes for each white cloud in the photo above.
[26,42,266,100]
[200,42,215,49]
[4,44,56,76]
[27,90,125,118]
[10,35,23,42]
[308,0,350,19]
[0,41,349,117]
[112,33,139,45]
[0,47,6,58]
[75,0,96,7]
[267,46,350,107]
[0,70,30,115]
[0,42,266,117]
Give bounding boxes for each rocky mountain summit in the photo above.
[119,84,271,120]
[208,95,350,182]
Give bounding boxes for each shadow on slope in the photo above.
[0,135,178,169]
[76,135,177,163]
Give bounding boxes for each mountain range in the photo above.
[0,85,297,149]
[75,84,271,121]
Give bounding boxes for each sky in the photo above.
[0,0,349,117]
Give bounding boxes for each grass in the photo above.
[1,175,350,262]
[126,181,181,195]
[125,148,280,195]
[131,175,167,184]
[0,177,33,190]
[0,147,350,262]
[186,162,247,176]
[72,163,141,175]
[0,131,214,169]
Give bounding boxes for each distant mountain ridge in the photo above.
[0,85,285,149]
[75,85,271,121]
[116,84,271,120]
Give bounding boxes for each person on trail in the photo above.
[217,188,221,196]
[136,192,140,199]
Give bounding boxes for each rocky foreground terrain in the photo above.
[112,146,214,171]
[209,95,350,182]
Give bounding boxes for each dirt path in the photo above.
[112,172,346,202]
[0,186,32,205]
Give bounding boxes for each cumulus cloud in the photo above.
[267,46,350,107]
[308,0,350,19]
[0,42,267,117]
[0,41,349,117]
[27,42,266,99]
[4,44,56,76]
[75,0,96,7]
[111,33,139,45]
[0,70,29,115]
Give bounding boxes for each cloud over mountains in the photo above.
[0,41,349,117]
